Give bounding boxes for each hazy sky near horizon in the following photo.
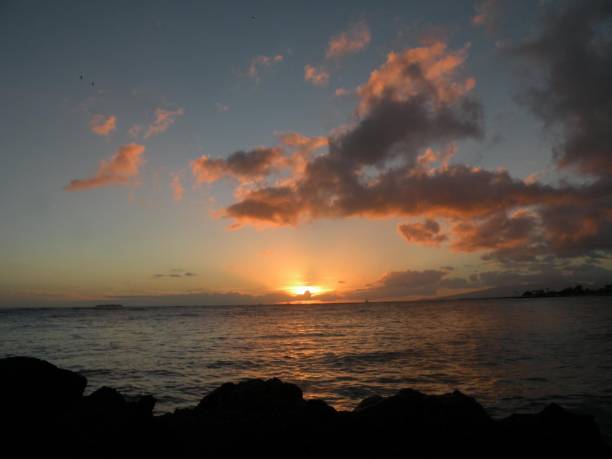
[1,0,611,307]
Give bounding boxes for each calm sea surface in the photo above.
[2,298,612,437]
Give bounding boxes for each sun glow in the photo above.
[286,285,327,296]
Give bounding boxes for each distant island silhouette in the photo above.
[1,356,610,458]
[93,304,124,310]
[521,284,612,298]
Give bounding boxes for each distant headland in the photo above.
[521,284,612,298]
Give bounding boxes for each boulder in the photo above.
[1,357,610,458]
[0,356,86,420]
[196,378,304,414]
[498,403,610,455]
[352,388,490,428]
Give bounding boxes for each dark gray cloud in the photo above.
[192,147,286,183]
[349,268,474,298]
[514,0,612,176]
[398,219,448,246]
[153,269,197,279]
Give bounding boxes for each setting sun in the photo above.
[286,285,327,296]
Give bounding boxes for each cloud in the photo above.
[64,143,145,191]
[191,147,287,184]
[539,194,612,259]
[144,107,184,139]
[475,262,612,291]
[451,210,538,253]
[220,41,583,228]
[215,102,230,113]
[334,87,353,97]
[326,21,371,59]
[349,268,475,298]
[153,269,196,279]
[304,64,330,86]
[170,173,184,202]
[472,0,501,32]
[89,114,116,136]
[356,41,476,115]
[398,219,448,246]
[247,54,284,79]
[128,124,142,139]
[513,0,612,177]
[276,131,328,154]
[194,33,612,264]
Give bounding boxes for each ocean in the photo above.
[2,297,612,437]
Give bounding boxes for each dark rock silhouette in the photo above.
[0,356,86,420]
[1,356,610,458]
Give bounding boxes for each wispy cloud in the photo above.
[170,173,184,202]
[326,21,371,59]
[472,0,501,32]
[143,107,184,139]
[152,268,196,279]
[334,87,353,97]
[89,114,116,136]
[128,124,142,139]
[304,64,330,86]
[246,54,284,79]
[64,143,145,191]
[215,102,230,113]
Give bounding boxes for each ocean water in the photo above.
[2,297,612,437]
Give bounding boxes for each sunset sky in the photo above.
[1,0,611,307]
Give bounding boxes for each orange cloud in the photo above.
[144,107,184,139]
[472,0,500,32]
[277,131,328,154]
[89,114,116,136]
[247,54,284,79]
[64,143,145,191]
[191,147,287,184]
[326,21,371,59]
[304,64,329,86]
[357,41,476,115]
[334,87,353,97]
[170,173,184,202]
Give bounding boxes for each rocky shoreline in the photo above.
[1,356,610,458]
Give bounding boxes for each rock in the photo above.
[353,388,490,427]
[354,395,384,412]
[0,356,86,420]
[499,403,610,455]
[1,357,610,458]
[196,378,304,414]
[82,386,156,420]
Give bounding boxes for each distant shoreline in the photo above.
[1,291,611,310]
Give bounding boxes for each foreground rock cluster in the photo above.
[1,357,609,458]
